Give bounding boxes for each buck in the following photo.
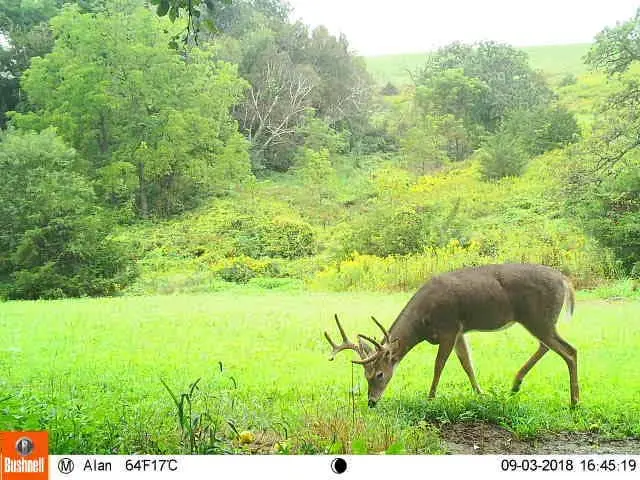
[324,263,578,407]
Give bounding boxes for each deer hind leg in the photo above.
[523,321,579,407]
[428,331,457,399]
[544,333,579,407]
[511,342,549,393]
[455,334,483,394]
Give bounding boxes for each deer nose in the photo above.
[368,399,377,408]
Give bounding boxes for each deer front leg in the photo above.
[428,332,457,399]
[455,334,483,394]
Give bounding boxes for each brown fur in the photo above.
[328,263,579,407]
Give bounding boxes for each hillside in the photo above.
[365,43,591,86]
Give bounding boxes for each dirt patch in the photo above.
[439,421,640,454]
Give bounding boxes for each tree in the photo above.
[208,5,372,171]
[400,115,449,174]
[12,5,251,217]
[417,41,554,133]
[0,0,106,128]
[566,10,640,273]
[585,7,640,75]
[500,104,580,156]
[414,68,488,159]
[150,0,233,47]
[584,8,640,171]
[237,47,318,171]
[0,129,135,299]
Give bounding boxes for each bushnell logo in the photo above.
[15,436,34,457]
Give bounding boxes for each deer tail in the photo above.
[563,277,575,320]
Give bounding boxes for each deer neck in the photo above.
[387,315,423,362]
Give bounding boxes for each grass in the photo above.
[365,43,591,86]
[1,290,639,454]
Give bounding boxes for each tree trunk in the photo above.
[138,161,148,218]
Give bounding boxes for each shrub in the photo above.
[478,132,528,180]
[259,216,316,259]
[348,205,425,257]
[0,129,137,299]
[210,256,281,284]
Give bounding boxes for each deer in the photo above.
[324,263,578,408]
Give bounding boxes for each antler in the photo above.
[324,314,362,361]
[352,316,392,364]
[324,314,391,365]
[371,316,390,344]
[352,334,384,364]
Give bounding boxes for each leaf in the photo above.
[168,5,179,22]
[156,0,170,17]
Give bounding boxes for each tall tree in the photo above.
[566,9,640,272]
[12,5,251,217]
[585,7,640,75]
[417,41,554,132]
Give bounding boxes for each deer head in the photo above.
[324,314,400,407]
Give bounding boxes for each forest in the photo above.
[1,0,640,300]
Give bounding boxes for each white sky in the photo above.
[287,0,640,56]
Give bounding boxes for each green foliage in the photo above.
[0,11,55,127]
[415,67,488,136]
[115,197,317,293]
[295,147,335,190]
[258,216,316,259]
[500,105,580,157]
[563,8,640,273]
[586,7,640,75]
[402,41,575,170]
[296,115,349,154]
[215,6,372,172]
[0,129,136,299]
[478,132,528,180]
[400,115,449,172]
[417,41,554,133]
[558,73,578,87]
[571,160,640,272]
[348,206,424,257]
[380,82,399,96]
[211,255,279,283]
[13,5,251,218]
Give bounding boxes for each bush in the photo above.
[380,82,400,96]
[311,235,618,292]
[501,105,580,157]
[262,217,316,259]
[235,215,316,259]
[5,215,137,299]
[348,205,425,257]
[210,256,280,283]
[0,129,137,299]
[478,132,528,180]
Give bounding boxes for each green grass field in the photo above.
[366,43,591,86]
[2,290,639,454]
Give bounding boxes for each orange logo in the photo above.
[0,432,48,480]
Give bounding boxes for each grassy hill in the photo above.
[366,43,591,86]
